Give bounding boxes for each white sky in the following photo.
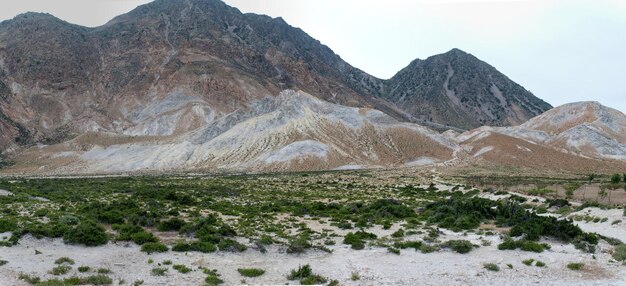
[0,0,624,113]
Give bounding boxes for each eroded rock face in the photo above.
[0,0,552,156]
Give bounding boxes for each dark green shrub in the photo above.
[442,240,474,254]
[78,266,90,272]
[49,265,71,275]
[172,241,217,253]
[130,231,158,245]
[343,231,376,250]
[141,242,168,254]
[567,262,584,270]
[217,238,246,252]
[287,264,312,280]
[612,244,626,261]
[54,257,75,265]
[151,267,167,276]
[157,218,186,232]
[237,268,265,277]
[63,221,107,247]
[172,264,191,274]
[0,219,17,232]
[483,263,499,272]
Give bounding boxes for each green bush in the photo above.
[287,264,312,280]
[567,262,584,270]
[157,218,186,231]
[237,268,265,277]
[49,265,71,275]
[151,267,167,276]
[172,264,191,274]
[343,231,376,250]
[78,266,90,272]
[54,257,75,265]
[141,242,168,254]
[0,260,7,266]
[483,263,499,272]
[0,219,17,232]
[130,231,158,245]
[612,244,626,261]
[442,240,474,254]
[535,261,545,267]
[172,241,217,253]
[63,221,108,247]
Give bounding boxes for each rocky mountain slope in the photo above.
[384,49,552,129]
[7,90,455,173]
[454,102,626,171]
[0,0,550,158]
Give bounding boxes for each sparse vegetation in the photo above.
[567,262,584,270]
[483,263,499,272]
[151,267,168,276]
[237,268,265,277]
[173,264,192,274]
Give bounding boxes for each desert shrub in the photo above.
[394,240,422,250]
[84,274,113,285]
[0,260,7,266]
[391,229,405,238]
[172,241,217,253]
[442,240,474,254]
[19,272,41,284]
[97,268,111,274]
[78,266,90,272]
[547,199,570,208]
[483,263,499,271]
[172,264,191,274]
[141,242,168,254]
[522,259,534,266]
[612,244,626,261]
[237,268,265,277]
[300,274,327,285]
[287,264,312,280]
[49,265,71,275]
[286,234,312,254]
[343,231,377,250]
[535,261,545,267]
[157,218,186,232]
[498,238,548,253]
[151,267,167,276]
[63,221,107,246]
[54,257,75,265]
[217,238,247,252]
[204,269,223,285]
[0,219,17,232]
[567,262,584,270]
[130,231,158,245]
[96,210,125,224]
[388,247,400,254]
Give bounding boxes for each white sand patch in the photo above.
[406,157,437,166]
[263,140,328,163]
[570,208,626,240]
[473,146,494,157]
[1,234,624,285]
[333,165,367,170]
[0,189,13,196]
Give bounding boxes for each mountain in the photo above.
[384,49,552,129]
[7,90,456,173]
[454,102,626,172]
[0,0,551,157]
[501,101,626,160]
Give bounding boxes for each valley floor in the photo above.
[0,170,625,285]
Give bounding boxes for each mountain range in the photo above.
[0,0,624,175]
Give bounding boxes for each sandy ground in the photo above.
[1,223,625,286]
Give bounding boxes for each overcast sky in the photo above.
[1,0,624,113]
